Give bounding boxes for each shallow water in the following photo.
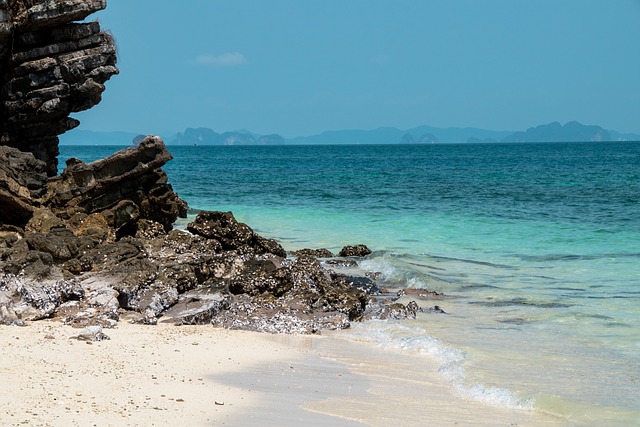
[60,142,640,425]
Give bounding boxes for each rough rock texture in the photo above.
[0,0,118,175]
[292,248,334,258]
[0,134,188,233]
[0,207,426,333]
[0,145,48,225]
[46,135,188,233]
[187,210,286,257]
[338,244,373,257]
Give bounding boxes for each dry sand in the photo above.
[0,321,565,426]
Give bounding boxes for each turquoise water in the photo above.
[60,142,640,424]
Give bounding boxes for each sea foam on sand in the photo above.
[0,321,563,426]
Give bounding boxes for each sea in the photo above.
[60,142,640,425]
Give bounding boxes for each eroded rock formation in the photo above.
[0,135,187,231]
[46,136,188,234]
[0,0,118,175]
[0,208,423,332]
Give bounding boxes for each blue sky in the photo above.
[76,0,640,137]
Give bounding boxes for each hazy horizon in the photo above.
[72,0,640,137]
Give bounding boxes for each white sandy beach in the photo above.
[0,321,565,426]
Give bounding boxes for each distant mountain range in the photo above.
[59,121,640,146]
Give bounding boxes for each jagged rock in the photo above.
[292,248,334,258]
[135,219,167,240]
[0,276,84,322]
[0,0,118,175]
[45,136,188,233]
[57,275,120,328]
[425,305,447,314]
[363,300,421,321]
[209,294,351,334]
[286,256,367,321]
[338,244,372,257]
[63,212,112,243]
[0,145,48,225]
[397,288,445,300]
[24,227,78,262]
[338,274,382,295]
[24,207,65,232]
[228,257,291,297]
[323,258,358,268]
[160,291,230,325]
[187,211,286,257]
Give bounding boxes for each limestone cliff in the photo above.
[0,0,118,175]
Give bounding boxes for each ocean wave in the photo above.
[359,252,452,291]
[346,321,534,410]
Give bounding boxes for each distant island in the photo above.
[173,128,285,146]
[59,121,640,146]
[502,121,612,143]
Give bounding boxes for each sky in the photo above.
[75,0,640,137]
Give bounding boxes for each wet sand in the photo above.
[0,321,564,426]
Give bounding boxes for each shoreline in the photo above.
[1,320,565,426]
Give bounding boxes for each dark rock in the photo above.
[323,259,358,268]
[45,136,188,233]
[425,305,447,314]
[287,257,367,321]
[187,211,285,257]
[0,146,48,226]
[364,271,382,281]
[67,212,112,243]
[0,277,84,322]
[0,0,118,176]
[338,244,372,257]
[364,300,421,321]
[336,274,381,295]
[3,241,56,279]
[25,207,65,232]
[135,219,166,240]
[160,291,229,325]
[292,248,334,258]
[25,230,78,261]
[228,257,291,297]
[209,294,351,334]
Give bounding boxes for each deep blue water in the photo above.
[160,142,639,230]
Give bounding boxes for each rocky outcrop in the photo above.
[46,135,188,234]
[0,207,424,333]
[0,0,118,175]
[0,134,188,233]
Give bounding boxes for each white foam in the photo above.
[346,321,534,410]
[359,257,399,279]
[359,254,431,290]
